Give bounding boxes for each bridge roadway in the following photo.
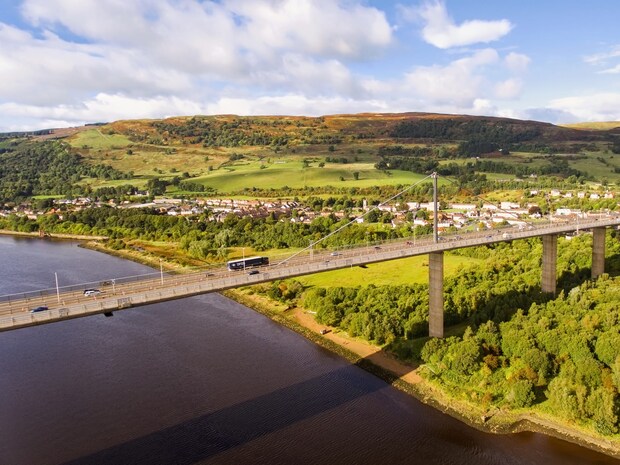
[1,215,619,332]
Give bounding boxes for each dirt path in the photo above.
[291,307,422,384]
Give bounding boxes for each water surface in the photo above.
[0,236,616,465]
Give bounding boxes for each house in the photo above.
[450,203,476,211]
[500,202,520,210]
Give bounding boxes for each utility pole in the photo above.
[55,272,60,304]
[432,172,439,243]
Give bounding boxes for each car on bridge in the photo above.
[83,289,101,297]
[247,270,260,275]
[30,306,48,313]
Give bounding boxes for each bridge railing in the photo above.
[0,214,618,308]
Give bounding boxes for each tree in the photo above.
[366,209,380,223]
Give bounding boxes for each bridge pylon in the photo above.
[592,227,606,279]
[428,251,444,337]
[541,234,558,295]
[432,172,439,244]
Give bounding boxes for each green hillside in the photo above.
[55,112,620,195]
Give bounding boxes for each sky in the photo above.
[1,0,620,132]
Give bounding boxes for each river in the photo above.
[0,236,616,465]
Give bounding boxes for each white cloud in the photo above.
[205,94,386,117]
[1,1,394,110]
[548,93,620,122]
[583,45,620,64]
[599,64,620,74]
[0,93,210,131]
[413,0,513,49]
[228,0,393,59]
[494,78,523,99]
[401,49,500,106]
[504,52,530,73]
[0,1,541,131]
[584,45,620,74]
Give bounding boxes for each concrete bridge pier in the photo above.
[429,251,444,338]
[542,234,557,295]
[592,227,606,279]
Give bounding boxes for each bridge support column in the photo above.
[542,234,557,295]
[429,251,444,338]
[592,227,606,279]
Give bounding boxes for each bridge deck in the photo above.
[1,216,618,332]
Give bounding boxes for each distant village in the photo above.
[2,187,617,234]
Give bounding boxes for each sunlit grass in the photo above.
[70,129,133,150]
[297,253,480,288]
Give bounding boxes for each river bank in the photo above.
[222,288,620,459]
[0,229,108,241]
[52,238,620,459]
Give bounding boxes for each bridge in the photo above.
[2,214,619,335]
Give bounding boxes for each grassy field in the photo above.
[296,253,480,288]
[569,152,619,182]
[440,151,620,185]
[72,129,133,150]
[562,121,620,130]
[189,160,431,191]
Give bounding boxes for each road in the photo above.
[1,214,618,331]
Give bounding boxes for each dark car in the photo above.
[247,270,260,275]
[30,306,49,313]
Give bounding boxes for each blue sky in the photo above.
[1,0,620,131]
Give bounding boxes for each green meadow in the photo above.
[72,129,133,150]
[189,160,430,191]
[296,253,479,288]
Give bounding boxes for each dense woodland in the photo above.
[0,140,130,202]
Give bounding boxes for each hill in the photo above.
[63,112,620,193]
[96,112,611,147]
[1,111,619,202]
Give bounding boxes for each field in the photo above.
[562,121,620,130]
[72,129,133,150]
[296,253,480,288]
[187,159,430,191]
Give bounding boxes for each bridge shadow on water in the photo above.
[60,361,389,465]
[59,252,620,465]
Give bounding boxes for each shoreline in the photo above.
[221,289,620,459]
[23,236,620,459]
[0,229,108,241]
